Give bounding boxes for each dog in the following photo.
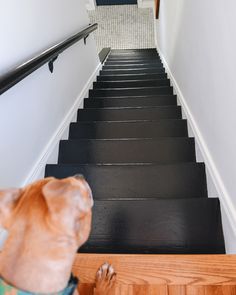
[0,176,116,294]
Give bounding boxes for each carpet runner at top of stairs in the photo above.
[45,48,225,254]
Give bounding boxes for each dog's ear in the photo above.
[42,178,93,236]
[0,188,22,227]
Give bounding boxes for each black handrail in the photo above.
[0,23,98,95]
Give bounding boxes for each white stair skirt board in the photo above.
[22,62,102,187]
[156,46,236,254]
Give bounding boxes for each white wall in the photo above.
[155,0,236,253]
[0,0,100,188]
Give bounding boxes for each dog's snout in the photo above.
[74,174,85,181]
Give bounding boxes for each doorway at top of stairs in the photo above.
[96,0,137,5]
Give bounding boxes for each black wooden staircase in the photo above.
[45,49,225,254]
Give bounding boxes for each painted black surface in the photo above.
[96,0,137,6]
[84,95,177,108]
[89,86,173,97]
[45,163,208,199]
[69,120,188,139]
[93,79,170,89]
[77,106,182,121]
[45,48,225,254]
[58,138,196,164]
[100,68,165,75]
[105,60,162,65]
[107,55,161,62]
[97,73,168,81]
[102,64,164,69]
[79,198,225,254]
[99,47,111,63]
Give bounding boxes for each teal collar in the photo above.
[0,274,78,295]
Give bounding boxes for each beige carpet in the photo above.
[88,5,156,51]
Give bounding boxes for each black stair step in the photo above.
[111,48,158,53]
[102,64,164,70]
[58,138,196,164]
[77,106,182,121]
[79,198,225,254]
[107,57,161,63]
[84,95,177,108]
[105,60,162,65]
[97,73,167,81]
[45,163,208,199]
[100,68,165,75]
[109,51,159,56]
[89,86,173,97]
[93,80,170,89]
[69,120,188,139]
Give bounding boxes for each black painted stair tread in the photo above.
[77,106,182,121]
[79,198,225,254]
[97,73,167,81]
[93,79,170,89]
[111,48,158,52]
[69,120,188,139]
[102,64,164,69]
[105,60,162,65]
[100,68,165,75]
[89,86,173,97]
[45,163,208,199]
[110,51,159,56]
[84,95,177,108]
[58,138,196,164]
[107,57,162,62]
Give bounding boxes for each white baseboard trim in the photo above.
[156,45,236,240]
[22,62,102,187]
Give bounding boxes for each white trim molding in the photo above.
[156,46,236,250]
[22,62,102,187]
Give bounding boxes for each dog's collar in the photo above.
[0,274,79,295]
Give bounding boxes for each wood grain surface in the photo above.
[73,254,236,294]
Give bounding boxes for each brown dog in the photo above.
[0,176,116,294]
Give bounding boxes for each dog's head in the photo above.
[0,176,93,250]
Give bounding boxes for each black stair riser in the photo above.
[100,68,165,75]
[58,138,196,164]
[109,52,159,56]
[45,163,208,199]
[105,60,162,65]
[93,79,170,89]
[69,120,188,139]
[79,198,225,254]
[103,64,164,70]
[107,58,161,63]
[77,106,182,122]
[97,73,168,81]
[84,95,177,108]
[89,86,173,97]
[111,49,158,52]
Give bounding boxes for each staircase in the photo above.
[45,49,225,255]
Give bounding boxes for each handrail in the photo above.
[0,23,98,95]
